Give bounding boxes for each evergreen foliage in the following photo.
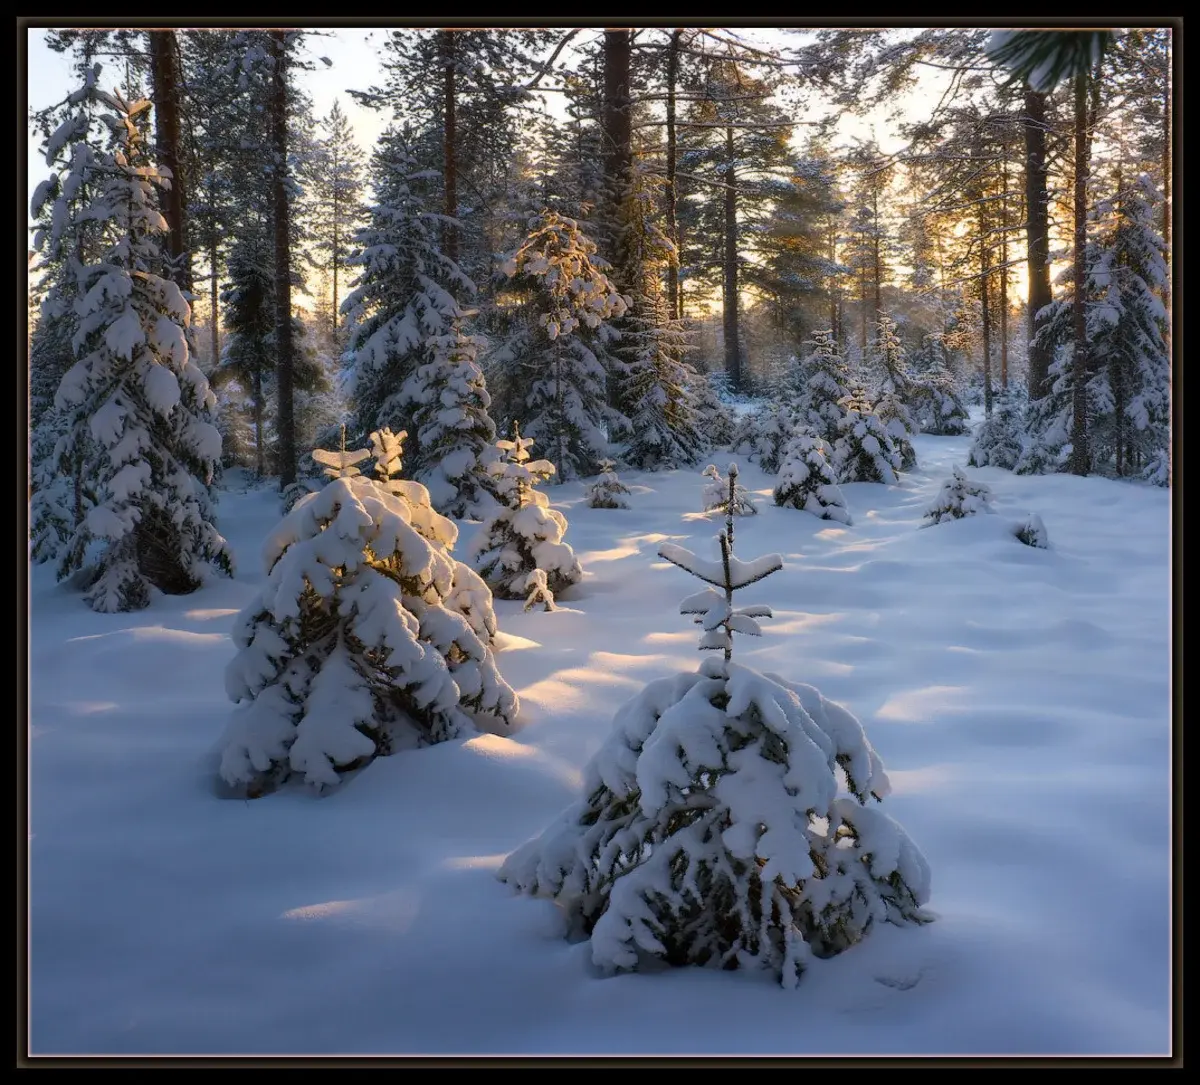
[924,465,996,525]
[586,459,632,509]
[773,434,851,523]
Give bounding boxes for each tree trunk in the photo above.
[603,28,633,265]
[150,30,189,290]
[1000,158,1009,390]
[1023,88,1053,400]
[980,226,993,418]
[254,366,265,479]
[210,236,220,368]
[723,125,740,390]
[665,29,682,322]
[441,29,458,266]
[270,31,296,488]
[871,185,882,334]
[1069,71,1091,477]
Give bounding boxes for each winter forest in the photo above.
[26,25,1174,1059]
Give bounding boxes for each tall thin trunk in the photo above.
[1069,70,1092,476]
[871,186,882,333]
[150,30,188,290]
[209,236,219,367]
[254,366,265,479]
[1024,88,1053,400]
[980,214,993,418]
[859,256,868,359]
[441,29,458,265]
[1161,68,1171,355]
[723,124,740,390]
[1000,158,1009,390]
[665,29,682,322]
[270,31,296,488]
[603,28,633,265]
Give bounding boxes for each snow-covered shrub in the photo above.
[523,569,558,612]
[730,400,795,474]
[923,465,995,525]
[701,463,757,517]
[797,329,853,443]
[498,522,931,988]
[968,392,1025,470]
[469,423,584,599]
[912,360,970,436]
[1140,447,1169,488]
[586,459,631,509]
[691,373,736,450]
[773,434,851,524]
[833,390,902,485]
[1012,513,1050,548]
[218,428,519,795]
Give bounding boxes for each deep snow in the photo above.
[27,424,1172,1056]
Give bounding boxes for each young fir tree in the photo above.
[912,357,970,436]
[702,463,758,517]
[468,422,584,600]
[586,459,632,509]
[773,434,852,524]
[33,88,232,612]
[923,465,996,525]
[400,329,501,519]
[219,428,519,795]
[833,387,903,486]
[498,494,931,988]
[488,210,629,482]
[797,329,854,444]
[341,128,474,451]
[691,372,737,450]
[968,389,1025,470]
[871,314,919,470]
[730,399,796,475]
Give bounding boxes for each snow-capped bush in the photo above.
[469,423,584,599]
[218,428,519,795]
[833,390,903,485]
[498,524,931,988]
[586,459,631,509]
[701,463,757,517]
[523,568,558,612]
[730,399,794,474]
[1012,513,1050,548]
[773,434,851,524]
[912,360,970,436]
[924,465,996,525]
[968,392,1025,471]
[691,373,736,450]
[797,330,853,444]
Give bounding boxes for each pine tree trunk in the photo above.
[872,186,882,333]
[1000,158,1009,390]
[442,29,458,266]
[254,366,265,479]
[1024,88,1053,401]
[1069,71,1091,477]
[603,28,633,263]
[210,236,220,368]
[665,29,682,322]
[723,124,741,391]
[150,30,189,291]
[980,234,993,418]
[270,31,296,488]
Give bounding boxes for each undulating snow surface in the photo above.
[28,424,1171,1056]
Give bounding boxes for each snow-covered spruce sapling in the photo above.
[701,462,757,517]
[586,459,631,509]
[469,421,584,599]
[523,569,558,612]
[968,392,1024,471]
[218,428,519,795]
[923,465,996,525]
[1011,513,1050,548]
[498,516,931,987]
[833,389,903,485]
[773,434,852,524]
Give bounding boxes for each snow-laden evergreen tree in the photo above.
[586,459,631,509]
[701,463,757,517]
[341,128,474,451]
[923,465,996,525]
[912,357,970,436]
[523,568,559,612]
[31,88,232,612]
[399,329,501,518]
[773,434,852,524]
[498,504,931,987]
[1011,513,1050,548]
[796,329,853,444]
[833,388,902,485]
[219,428,519,795]
[612,171,705,470]
[469,422,584,599]
[730,399,796,474]
[870,314,919,470]
[968,389,1025,470]
[691,372,736,450]
[487,210,629,482]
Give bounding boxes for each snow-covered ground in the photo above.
[27,426,1172,1056]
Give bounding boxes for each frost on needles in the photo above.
[499,502,931,988]
[219,428,519,795]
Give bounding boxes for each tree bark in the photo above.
[1000,157,1009,390]
[1069,71,1091,476]
[149,30,189,291]
[665,29,682,321]
[603,28,633,265]
[1023,88,1053,400]
[270,31,296,488]
[210,236,219,368]
[442,29,458,266]
[723,124,740,390]
[980,217,993,418]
